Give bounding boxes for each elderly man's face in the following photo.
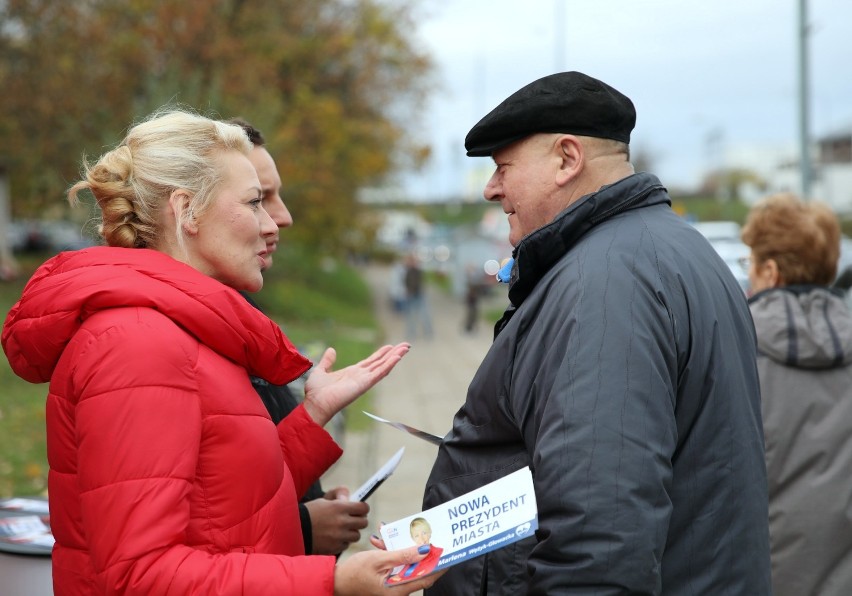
[483,135,564,247]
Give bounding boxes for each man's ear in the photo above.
[555,135,583,186]
[168,189,197,235]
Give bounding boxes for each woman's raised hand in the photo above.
[303,343,410,427]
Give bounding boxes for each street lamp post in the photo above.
[798,0,813,200]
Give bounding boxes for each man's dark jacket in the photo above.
[423,173,771,595]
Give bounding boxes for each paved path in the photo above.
[324,265,502,567]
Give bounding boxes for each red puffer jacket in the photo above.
[2,247,343,595]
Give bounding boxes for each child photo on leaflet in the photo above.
[387,517,443,584]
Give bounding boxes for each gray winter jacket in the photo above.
[423,173,771,595]
[751,286,852,596]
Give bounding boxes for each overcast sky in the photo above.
[398,0,852,201]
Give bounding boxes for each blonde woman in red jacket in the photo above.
[1,109,441,595]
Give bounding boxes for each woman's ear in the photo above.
[555,135,583,187]
[757,258,782,288]
[168,189,197,235]
[764,258,782,288]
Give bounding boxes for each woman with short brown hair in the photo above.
[741,192,852,596]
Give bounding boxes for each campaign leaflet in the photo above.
[0,515,55,549]
[379,466,537,586]
[0,498,50,515]
[0,498,54,551]
[349,447,404,502]
[362,411,443,446]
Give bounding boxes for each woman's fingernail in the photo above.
[417,544,431,555]
[371,534,380,541]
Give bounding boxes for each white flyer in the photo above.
[349,447,405,502]
[362,411,443,445]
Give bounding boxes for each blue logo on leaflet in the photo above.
[515,522,531,536]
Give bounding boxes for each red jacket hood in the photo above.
[2,246,311,384]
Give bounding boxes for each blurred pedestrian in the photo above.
[1,108,437,595]
[742,192,852,596]
[461,264,485,333]
[422,71,770,594]
[388,257,408,313]
[228,117,368,557]
[403,252,433,341]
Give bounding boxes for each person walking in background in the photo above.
[461,264,485,334]
[228,117,368,557]
[1,108,439,595]
[422,71,771,594]
[403,252,433,341]
[741,192,852,596]
[388,257,408,313]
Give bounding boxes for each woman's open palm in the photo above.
[303,343,410,427]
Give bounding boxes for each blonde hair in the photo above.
[68,108,252,249]
[410,517,431,536]
[741,192,841,285]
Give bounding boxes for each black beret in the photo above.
[464,71,636,157]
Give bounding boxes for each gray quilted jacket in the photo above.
[751,286,852,596]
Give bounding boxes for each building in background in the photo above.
[743,126,852,213]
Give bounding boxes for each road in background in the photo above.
[324,265,502,569]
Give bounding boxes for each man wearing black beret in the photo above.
[422,72,771,595]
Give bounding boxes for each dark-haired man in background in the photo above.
[228,117,369,557]
[422,72,771,594]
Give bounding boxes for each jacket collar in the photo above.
[506,172,668,306]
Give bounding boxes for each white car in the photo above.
[690,221,742,244]
[711,239,751,293]
[690,221,750,293]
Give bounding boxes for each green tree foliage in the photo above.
[0,0,433,253]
